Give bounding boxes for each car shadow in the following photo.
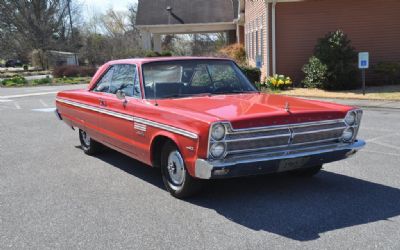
[92,147,400,241]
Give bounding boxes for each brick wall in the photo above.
[276,0,400,84]
[244,0,268,81]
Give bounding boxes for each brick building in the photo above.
[243,0,400,83]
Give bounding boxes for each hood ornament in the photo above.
[284,101,290,113]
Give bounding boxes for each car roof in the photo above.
[107,56,234,65]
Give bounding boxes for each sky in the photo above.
[82,0,137,16]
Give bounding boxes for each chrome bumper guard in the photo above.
[195,140,365,179]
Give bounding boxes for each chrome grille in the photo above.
[225,120,347,155]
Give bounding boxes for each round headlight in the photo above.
[211,123,226,141]
[210,142,226,158]
[342,127,354,142]
[345,111,356,126]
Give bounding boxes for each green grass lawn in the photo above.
[1,76,91,87]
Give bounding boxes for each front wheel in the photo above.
[79,129,102,155]
[160,141,203,199]
[289,165,323,177]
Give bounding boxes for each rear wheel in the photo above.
[289,165,323,177]
[79,129,102,155]
[160,141,203,199]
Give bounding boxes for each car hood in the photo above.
[155,93,353,129]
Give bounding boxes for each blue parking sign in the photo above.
[358,52,369,69]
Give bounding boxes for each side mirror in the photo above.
[116,90,128,107]
[116,90,126,100]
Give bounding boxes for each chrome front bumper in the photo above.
[195,140,365,179]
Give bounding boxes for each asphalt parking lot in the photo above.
[1,85,400,249]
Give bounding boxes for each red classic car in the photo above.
[55,57,365,198]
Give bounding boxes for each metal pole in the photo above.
[362,69,366,95]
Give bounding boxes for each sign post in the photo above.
[358,52,369,95]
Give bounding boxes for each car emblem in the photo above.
[284,102,290,112]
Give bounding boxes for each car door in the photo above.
[77,66,115,141]
[93,64,141,156]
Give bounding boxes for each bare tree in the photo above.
[0,0,82,66]
[80,4,143,66]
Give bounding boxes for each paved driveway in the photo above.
[1,86,399,249]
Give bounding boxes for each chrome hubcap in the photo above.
[167,150,185,186]
[81,131,90,146]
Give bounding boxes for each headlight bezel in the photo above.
[342,109,363,143]
[209,142,227,159]
[341,127,355,142]
[344,110,357,126]
[208,122,228,159]
[211,123,226,141]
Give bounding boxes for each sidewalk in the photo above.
[296,96,400,110]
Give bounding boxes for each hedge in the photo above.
[53,65,97,78]
[240,66,261,84]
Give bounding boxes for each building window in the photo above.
[260,28,263,65]
[255,30,258,62]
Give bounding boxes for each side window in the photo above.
[94,67,114,93]
[110,64,140,97]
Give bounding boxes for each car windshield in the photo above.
[142,60,257,99]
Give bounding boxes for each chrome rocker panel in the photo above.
[195,139,366,179]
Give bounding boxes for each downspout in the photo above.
[272,0,277,75]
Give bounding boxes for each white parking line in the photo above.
[366,133,400,142]
[370,141,400,151]
[0,91,58,99]
[14,102,21,110]
[32,108,56,112]
[39,99,48,107]
[0,99,12,103]
[363,150,400,157]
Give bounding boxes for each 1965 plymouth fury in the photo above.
[55,57,365,198]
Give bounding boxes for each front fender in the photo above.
[149,130,199,177]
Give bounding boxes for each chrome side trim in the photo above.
[133,117,198,139]
[56,97,198,139]
[56,98,134,121]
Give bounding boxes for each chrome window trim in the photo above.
[92,63,142,99]
[56,98,198,139]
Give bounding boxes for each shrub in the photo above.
[53,65,96,78]
[218,43,246,65]
[373,62,400,85]
[302,56,328,88]
[265,74,292,90]
[240,65,261,84]
[160,50,173,57]
[314,30,358,90]
[32,76,52,85]
[145,50,173,57]
[144,51,161,57]
[1,75,27,86]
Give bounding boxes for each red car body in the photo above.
[56,57,365,197]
